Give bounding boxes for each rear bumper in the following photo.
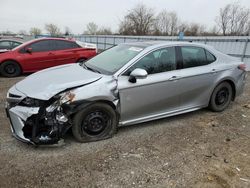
[236,72,247,97]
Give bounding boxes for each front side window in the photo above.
[124,47,176,75]
[26,40,54,52]
[85,44,145,75]
[12,42,22,48]
[181,46,209,68]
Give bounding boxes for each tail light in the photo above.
[238,64,246,71]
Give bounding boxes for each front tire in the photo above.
[0,61,21,77]
[209,82,233,112]
[72,103,117,143]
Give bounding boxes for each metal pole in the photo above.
[242,39,249,62]
[96,36,99,49]
[104,36,106,50]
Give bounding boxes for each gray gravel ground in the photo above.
[0,74,250,188]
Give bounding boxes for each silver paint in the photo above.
[6,41,247,143]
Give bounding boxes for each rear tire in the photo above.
[72,103,117,143]
[209,82,233,112]
[0,61,21,77]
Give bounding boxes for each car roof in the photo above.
[12,37,76,50]
[27,37,75,44]
[0,38,24,43]
[27,37,75,43]
[123,41,211,49]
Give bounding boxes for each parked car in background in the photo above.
[0,39,23,53]
[0,38,97,77]
[5,42,247,145]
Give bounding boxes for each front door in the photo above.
[20,40,56,72]
[118,47,182,124]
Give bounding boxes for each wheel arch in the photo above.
[66,99,119,117]
[0,59,23,73]
[213,78,236,101]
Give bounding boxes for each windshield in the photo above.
[85,44,145,75]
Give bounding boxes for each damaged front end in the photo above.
[6,91,75,145]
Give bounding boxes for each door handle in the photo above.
[211,69,218,74]
[168,76,181,81]
[48,52,54,55]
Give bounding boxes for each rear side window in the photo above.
[181,46,208,68]
[54,40,79,50]
[206,50,216,63]
[28,40,54,52]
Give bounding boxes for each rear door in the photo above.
[176,46,218,109]
[118,47,182,124]
[52,40,79,66]
[19,40,56,71]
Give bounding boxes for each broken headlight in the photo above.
[59,91,75,104]
[46,91,75,113]
[20,97,41,107]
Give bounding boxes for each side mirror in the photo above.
[129,68,148,83]
[26,48,32,53]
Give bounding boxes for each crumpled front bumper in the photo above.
[5,85,38,144]
[5,102,39,144]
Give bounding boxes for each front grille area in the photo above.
[6,98,22,108]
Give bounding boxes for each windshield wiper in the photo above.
[82,63,101,74]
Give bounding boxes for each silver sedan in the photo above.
[6,41,247,145]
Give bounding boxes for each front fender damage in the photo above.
[8,77,120,145]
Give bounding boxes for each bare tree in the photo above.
[119,19,133,35]
[119,3,155,35]
[216,2,250,35]
[84,22,98,35]
[18,30,27,35]
[45,23,61,36]
[30,27,42,36]
[178,22,189,34]
[97,27,112,35]
[154,10,171,35]
[216,4,231,35]
[184,23,206,36]
[168,12,179,36]
[246,21,250,35]
[207,26,220,36]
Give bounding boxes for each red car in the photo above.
[0,38,97,77]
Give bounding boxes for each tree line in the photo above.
[118,2,250,36]
[1,2,249,36]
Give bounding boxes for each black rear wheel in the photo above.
[72,103,117,143]
[0,61,21,77]
[209,82,233,112]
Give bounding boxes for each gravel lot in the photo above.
[0,74,250,188]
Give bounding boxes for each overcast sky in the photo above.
[1,0,250,34]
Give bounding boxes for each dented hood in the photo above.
[15,64,102,100]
